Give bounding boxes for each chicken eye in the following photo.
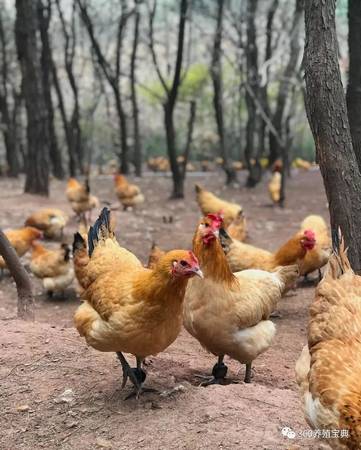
[180,260,189,267]
[204,223,209,228]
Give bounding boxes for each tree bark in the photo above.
[56,0,83,175]
[346,0,361,172]
[269,0,304,167]
[0,9,20,177]
[52,60,76,176]
[149,0,188,198]
[211,0,236,185]
[166,0,187,198]
[130,1,142,177]
[38,0,64,180]
[244,0,262,187]
[259,0,278,160]
[181,100,196,177]
[15,0,49,195]
[77,0,131,174]
[0,229,34,320]
[304,0,361,272]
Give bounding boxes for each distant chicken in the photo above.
[114,174,144,210]
[268,172,281,204]
[296,236,361,448]
[147,156,170,172]
[25,208,68,239]
[268,160,282,205]
[30,242,74,296]
[195,184,243,227]
[231,161,243,171]
[221,228,316,273]
[292,158,312,170]
[226,211,247,242]
[0,227,43,275]
[74,208,203,397]
[299,215,331,279]
[66,178,99,221]
[184,213,299,384]
[147,242,165,269]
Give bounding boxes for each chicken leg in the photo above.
[116,353,156,399]
[244,362,252,383]
[198,355,231,386]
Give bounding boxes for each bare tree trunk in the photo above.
[346,0,361,172]
[52,61,76,176]
[130,1,142,177]
[244,0,262,187]
[0,9,20,177]
[180,100,196,177]
[269,0,304,167]
[304,0,361,272]
[15,0,49,195]
[149,0,188,198]
[114,89,128,174]
[211,0,236,185]
[77,0,131,174]
[38,0,64,180]
[259,0,278,159]
[164,0,188,198]
[0,229,34,320]
[56,0,83,174]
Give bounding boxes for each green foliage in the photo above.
[139,63,209,105]
[144,134,167,158]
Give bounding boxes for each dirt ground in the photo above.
[0,169,329,449]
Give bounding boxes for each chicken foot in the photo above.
[197,355,233,387]
[116,353,156,399]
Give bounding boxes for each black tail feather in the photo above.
[88,207,111,257]
[61,243,71,262]
[219,227,231,241]
[73,232,86,254]
[219,227,232,255]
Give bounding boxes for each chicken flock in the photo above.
[3,173,361,449]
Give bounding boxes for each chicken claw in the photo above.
[116,353,156,399]
[196,356,235,387]
[116,353,143,390]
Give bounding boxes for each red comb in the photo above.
[304,229,315,240]
[206,213,223,228]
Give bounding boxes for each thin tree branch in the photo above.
[0,230,34,321]
[147,0,169,94]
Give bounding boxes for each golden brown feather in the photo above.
[30,242,74,293]
[114,174,144,210]
[296,237,361,448]
[195,184,243,228]
[0,227,43,270]
[25,208,68,239]
[223,229,316,273]
[299,215,331,276]
[184,214,299,382]
[147,242,166,269]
